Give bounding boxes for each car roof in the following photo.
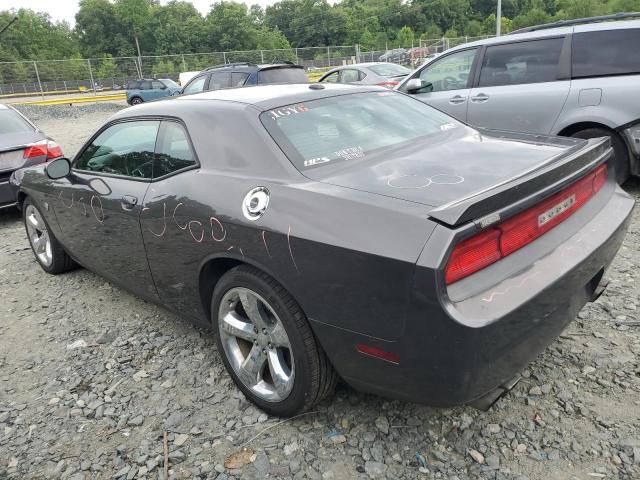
[0,104,9,110]
[446,19,640,52]
[174,83,381,110]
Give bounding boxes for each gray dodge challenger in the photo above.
[12,84,634,417]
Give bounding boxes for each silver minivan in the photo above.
[397,16,640,184]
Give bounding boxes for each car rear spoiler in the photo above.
[427,133,612,228]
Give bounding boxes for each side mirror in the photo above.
[406,78,433,94]
[45,157,71,179]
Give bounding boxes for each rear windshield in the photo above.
[261,91,456,171]
[258,67,309,85]
[368,64,410,77]
[0,110,34,134]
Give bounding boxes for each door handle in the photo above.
[470,93,489,103]
[449,95,466,105]
[121,195,138,211]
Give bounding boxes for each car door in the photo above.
[402,48,479,122]
[51,120,160,300]
[139,80,152,101]
[138,120,201,317]
[208,71,232,91]
[151,80,168,99]
[466,36,570,134]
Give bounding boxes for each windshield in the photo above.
[261,91,458,171]
[161,79,179,88]
[258,67,309,85]
[368,63,410,77]
[0,110,34,135]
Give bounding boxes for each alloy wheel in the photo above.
[218,287,295,402]
[25,204,52,267]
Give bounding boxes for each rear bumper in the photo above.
[311,184,634,406]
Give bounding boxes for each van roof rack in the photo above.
[205,62,255,71]
[511,12,640,34]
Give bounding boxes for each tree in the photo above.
[396,26,415,47]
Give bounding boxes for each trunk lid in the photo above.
[0,131,46,172]
[305,127,608,226]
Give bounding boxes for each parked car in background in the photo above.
[179,71,200,86]
[397,15,640,184]
[126,78,182,105]
[14,84,633,416]
[1,104,62,210]
[180,62,308,95]
[319,62,411,88]
[378,48,407,63]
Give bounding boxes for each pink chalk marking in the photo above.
[481,272,540,303]
[146,203,167,237]
[172,203,188,230]
[90,196,104,224]
[188,220,204,243]
[261,230,271,258]
[210,216,226,242]
[287,225,298,271]
[60,191,74,208]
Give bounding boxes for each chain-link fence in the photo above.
[0,37,492,98]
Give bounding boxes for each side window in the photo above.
[572,28,640,78]
[232,72,249,87]
[154,121,197,178]
[127,80,140,90]
[74,121,159,179]
[140,80,152,90]
[478,37,564,87]
[152,80,165,90]
[321,71,339,83]
[340,69,360,83]
[209,72,232,90]
[183,75,206,94]
[418,48,477,92]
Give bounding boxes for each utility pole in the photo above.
[496,0,502,36]
[135,35,142,78]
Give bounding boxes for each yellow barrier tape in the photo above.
[14,93,126,106]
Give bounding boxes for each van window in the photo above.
[572,28,640,78]
[478,37,564,87]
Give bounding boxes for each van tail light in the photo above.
[445,163,608,285]
[23,140,63,161]
[376,81,399,89]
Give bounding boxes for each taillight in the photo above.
[46,140,63,159]
[23,140,63,161]
[445,163,608,285]
[377,81,399,89]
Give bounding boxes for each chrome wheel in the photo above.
[25,204,52,267]
[218,287,295,402]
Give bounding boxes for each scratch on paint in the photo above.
[238,247,245,258]
[227,246,234,251]
[481,272,540,303]
[146,203,167,237]
[287,225,298,271]
[261,230,271,258]
[77,197,87,216]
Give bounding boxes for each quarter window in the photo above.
[232,72,249,87]
[572,29,640,78]
[418,48,477,92]
[74,121,160,179]
[154,122,197,177]
[340,69,360,83]
[478,38,564,87]
[209,72,232,90]
[183,75,206,94]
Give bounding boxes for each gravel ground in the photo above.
[1,105,639,480]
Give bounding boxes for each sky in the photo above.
[5,0,281,25]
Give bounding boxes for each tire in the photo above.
[23,198,76,274]
[130,96,143,105]
[212,265,338,417]
[571,128,630,184]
